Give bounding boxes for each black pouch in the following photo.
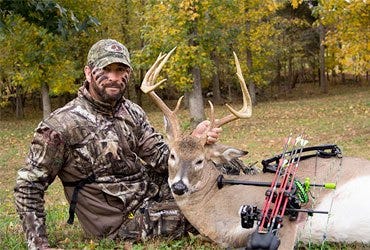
[118,199,197,241]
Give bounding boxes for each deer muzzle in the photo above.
[171,180,188,195]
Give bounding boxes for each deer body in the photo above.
[168,139,370,248]
[140,50,370,248]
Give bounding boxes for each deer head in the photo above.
[141,49,252,196]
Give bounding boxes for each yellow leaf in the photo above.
[291,0,303,9]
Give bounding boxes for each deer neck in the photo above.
[176,162,220,208]
[194,163,220,196]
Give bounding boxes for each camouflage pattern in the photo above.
[87,39,132,69]
[14,86,171,249]
[118,199,197,241]
[215,158,260,175]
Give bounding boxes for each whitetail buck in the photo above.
[141,49,370,249]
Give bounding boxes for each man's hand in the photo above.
[192,120,222,144]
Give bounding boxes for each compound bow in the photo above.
[217,134,341,249]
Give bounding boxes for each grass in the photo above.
[0,82,369,249]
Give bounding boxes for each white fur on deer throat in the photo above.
[298,175,370,244]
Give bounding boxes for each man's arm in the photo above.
[136,117,170,172]
[14,125,65,250]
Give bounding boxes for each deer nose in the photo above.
[171,180,188,195]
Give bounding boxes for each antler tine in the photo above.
[141,47,177,94]
[208,100,216,127]
[215,52,252,128]
[140,47,182,140]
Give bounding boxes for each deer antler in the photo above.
[141,47,182,140]
[210,52,252,128]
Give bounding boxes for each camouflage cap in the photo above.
[87,39,132,69]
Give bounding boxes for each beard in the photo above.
[91,80,125,104]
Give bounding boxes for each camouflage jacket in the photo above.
[14,86,170,249]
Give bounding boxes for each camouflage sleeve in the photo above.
[136,111,170,173]
[14,124,65,250]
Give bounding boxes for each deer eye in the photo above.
[195,159,203,166]
[194,158,204,171]
[169,153,176,161]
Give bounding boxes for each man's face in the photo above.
[85,63,131,105]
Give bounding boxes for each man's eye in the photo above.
[119,67,130,73]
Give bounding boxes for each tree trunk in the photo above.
[288,56,294,91]
[341,71,345,84]
[311,61,317,84]
[189,66,205,127]
[326,71,330,83]
[210,50,222,104]
[275,60,282,97]
[246,47,257,104]
[227,83,232,101]
[186,7,204,127]
[41,82,51,118]
[319,23,328,93]
[245,15,256,105]
[183,92,190,109]
[15,85,24,119]
[134,36,146,106]
[133,68,144,106]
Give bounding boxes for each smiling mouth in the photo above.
[105,85,122,90]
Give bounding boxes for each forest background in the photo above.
[0,0,368,123]
[0,0,369,249]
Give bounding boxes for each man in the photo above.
[14,39,221,250]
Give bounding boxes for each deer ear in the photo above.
[206,144,248,164]
[222,148,248,161]
[164,116,174,141]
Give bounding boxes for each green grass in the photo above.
[0,83,369,249]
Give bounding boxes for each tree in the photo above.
[318,0,369,84]
[139,1,214,126]
[273,1,318,93]
[234,1,282,101]
[0,15,80,118]
[0,0,98,118]
[0,0,99,38]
